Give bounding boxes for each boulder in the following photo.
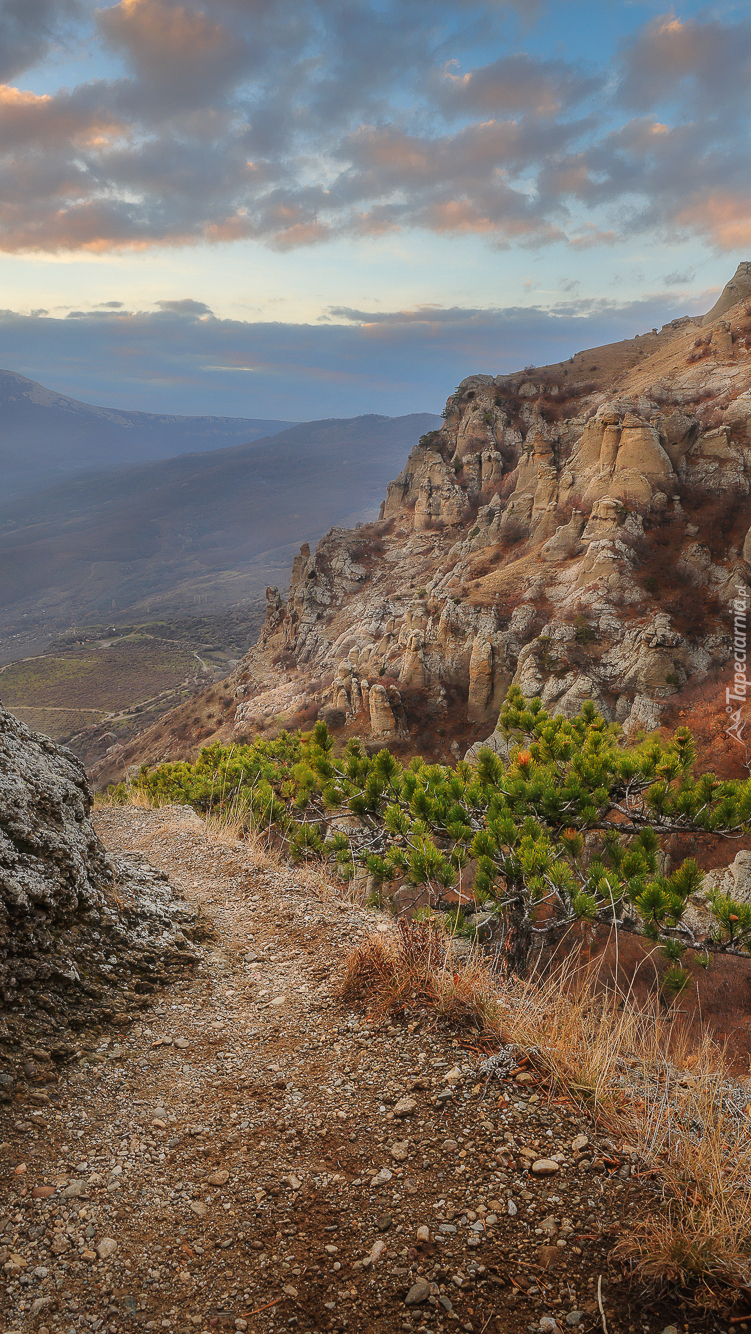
[0,705,200,1060]
[464,731,510,764]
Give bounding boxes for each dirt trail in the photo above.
[1,808,699,1334]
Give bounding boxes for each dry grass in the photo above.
[93,785,162,810]
[340,917,502,1037]
[506,972,751,1308]
[614,1058,751,1307]
[204,813,360,911]
[497,957,693,1130]
[341,922,751,1309]
[203,805,248,846]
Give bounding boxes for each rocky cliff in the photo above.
[93,264,751,781]
[0,705,203,1090]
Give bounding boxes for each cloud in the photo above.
[617,13,751,114]
[97,0,255,114]
[0,3,749,253]
[432,53,601,117]
[156,297,214,315]
[0,82,125,151]
[0,0,82,82]
[0,290,709,419]
[663,268,693,286]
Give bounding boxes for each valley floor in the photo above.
[0,809,715,1334]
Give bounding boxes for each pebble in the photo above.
[393,1097,417,1118]
[391,1140,409,1161]
[565,1314,584,1327]
[368,1240,387,1265]
[531,1159,560,1176]
[206,1169,229,1185]
[571,1134,589,1153]
[96,1238,118,1260]
[371,1167,392,1184]
[31,1186,55,1199]
[416,1225,430,1242]
[539,1319,558,1333]
[405,1278,431,1306]
[507,1200,518,1216]
[174,1038,189,1048]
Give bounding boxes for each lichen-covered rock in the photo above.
[0,705,202,1075]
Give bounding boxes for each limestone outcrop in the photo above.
[701,261,751,326]
[98,266,751,778]
[0,705,202,1076]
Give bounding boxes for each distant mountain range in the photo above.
[0,405,441,623]
[0,368,297,499]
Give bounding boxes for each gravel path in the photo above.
[0,807,694,1334]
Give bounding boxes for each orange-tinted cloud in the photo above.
[97,0,253,111]
[0,2,748,255]
[434,53,601,117]
[618,12,751,111]
[674,194,751,251]
[0,83,125,149]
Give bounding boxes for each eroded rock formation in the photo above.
[93,265,751,777]
[0,705,203,1084]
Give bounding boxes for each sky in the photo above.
[0,0,750,419]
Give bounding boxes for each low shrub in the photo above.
[112,687,751,976]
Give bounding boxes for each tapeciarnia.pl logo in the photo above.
[726,586,749,745]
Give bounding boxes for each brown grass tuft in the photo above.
[615,1057,751,1306]
[340,918,501,1036]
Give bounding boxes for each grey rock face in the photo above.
[701,261,751,326]
[0,704,202,1077]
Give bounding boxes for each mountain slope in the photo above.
[0,413,441,622]
[0,368,296,499]
[96,263,751,785]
